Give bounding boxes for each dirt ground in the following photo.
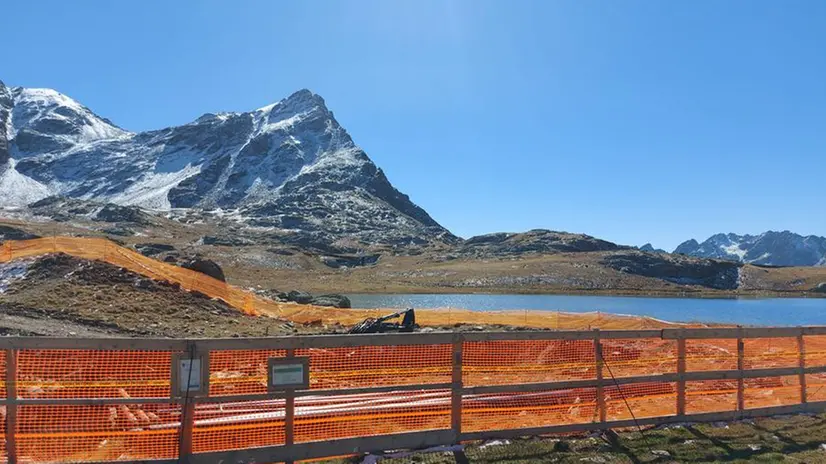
[0,254,319,337]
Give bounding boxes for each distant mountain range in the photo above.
[674,231,826,267]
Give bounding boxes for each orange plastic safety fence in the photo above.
[601,339,677,378]
[604,382,676,420]
[294,389,451,443]
[685,339,738,372]
[209,350,287,396]
[462,339,596,387]
[295,345,453,390]
[806,373,826,402]
[192,399,285,453]
[743,337,799,370]
[17,350,174,399]
[744,376,801,409]
[804,335,826,367]
[685,380,737,414]
[0,352,6,398]
[16,403,180,462]
[461,387,598,433]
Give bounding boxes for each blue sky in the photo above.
[3,0,825,251]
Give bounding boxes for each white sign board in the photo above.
[268,357,309,390]
[272,363,305,387]
[179,358,202,393]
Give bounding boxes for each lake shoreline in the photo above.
[343,287,826,300]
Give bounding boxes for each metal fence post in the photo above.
[6,348,17,464]
[594,329,606,423]
[677,330,686,417]
[737,326,745,414]
[798,331,807,405]
[451,333,464,442]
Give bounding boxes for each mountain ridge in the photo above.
[0,81,455,249]
[674,231,826,267]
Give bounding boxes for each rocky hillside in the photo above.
[675,231,826,267]
[0,80,454,249]
[458,230,627,258]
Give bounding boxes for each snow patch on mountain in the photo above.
[108,163,202,210]
[0,159,52,206]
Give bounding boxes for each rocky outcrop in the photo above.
[602,251,742,290]
[180,258,225,282]
[0,225,40,242]
[639,243,667,254]
[320,254,380,268]
[95,204,150,224]
[134,243,176,257]
[0,81,11,166]
[813,283,826,294]
[460,230,627,257]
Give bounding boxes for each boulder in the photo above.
[813,283,826,294]
[310,294,351,308]
[284,290,313,305]
[181,258,226,282]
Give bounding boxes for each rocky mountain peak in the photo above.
[0,81,455,249]
[673,231,826,267]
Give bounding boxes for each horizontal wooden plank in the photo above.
[10,397,182,406]
[663,327,819,340]
[192,332,459,350]
[188,429,456,464]
[0,337,189,351]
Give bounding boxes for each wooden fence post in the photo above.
[594,329,606,423]
[6,349,17,464]
[451,333,464,441]
[285,348,296,464]
[737,326,745,414]
[798,331,807,405]
[677,330,686,417]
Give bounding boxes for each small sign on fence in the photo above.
[172,352,210,396]
[269,357,310,390]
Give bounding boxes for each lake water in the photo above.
[347,293,826,327]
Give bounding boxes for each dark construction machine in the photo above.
[349,308,416,334]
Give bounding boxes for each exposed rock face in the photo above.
[95,204,150,224]
[813,283,826,294]
[134,243,176,257]
[460,230,627,257]
[602,251,742,290]
[0,81,11,166]
[181,258,226,282]
[0,225,39,242]
[320,254,380,268]
[0,83,455,249]
[674,231,826,267]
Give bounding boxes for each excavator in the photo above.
[349,308,416,334]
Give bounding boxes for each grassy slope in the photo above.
[324,414,826,463]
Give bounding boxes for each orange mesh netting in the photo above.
[16,403,180,462]
[1,237,702,330]
[462,339,596,387]
[17,350,174,399]
[462,387,598,432]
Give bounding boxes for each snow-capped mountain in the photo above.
[674,231,826,267]
[0,80,454,247]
